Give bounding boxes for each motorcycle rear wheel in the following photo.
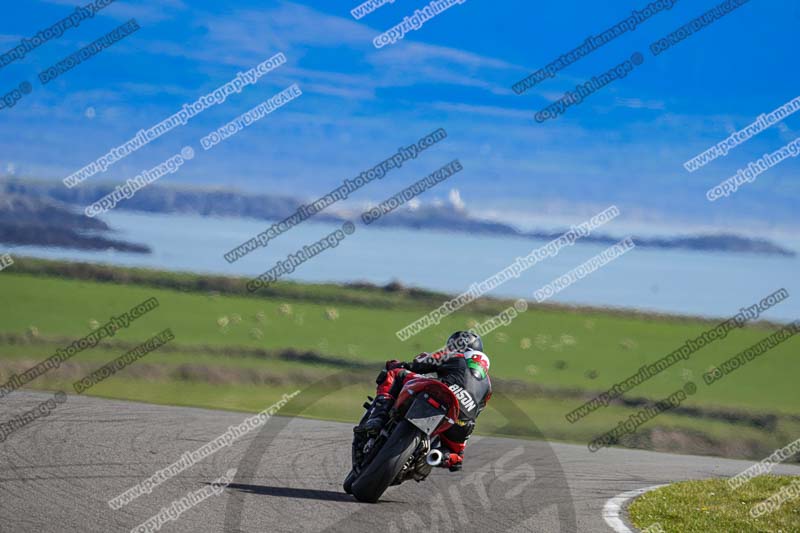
[350,421,422,503]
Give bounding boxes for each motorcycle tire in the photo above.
[350,421,421,503]
[343,469,357,494]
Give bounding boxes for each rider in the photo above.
[359,331,492,472]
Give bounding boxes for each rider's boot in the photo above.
[361,395,393,432]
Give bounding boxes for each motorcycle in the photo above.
[343,376,461,503]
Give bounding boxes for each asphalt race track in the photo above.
[2,391,799,532]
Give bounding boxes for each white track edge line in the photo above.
[602,484,668,532]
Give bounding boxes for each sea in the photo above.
[6,211,799,323]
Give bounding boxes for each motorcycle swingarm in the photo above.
[405,395,447,436]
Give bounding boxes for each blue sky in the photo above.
[1,0,798,234]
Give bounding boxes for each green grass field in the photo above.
[629,476,800,532]
[1,258,798,460]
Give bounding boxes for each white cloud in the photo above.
[449,188,465,210]
[128,2,528,98]
[430,101,531,121]
[615,97,665,110]
[45,0,188,23]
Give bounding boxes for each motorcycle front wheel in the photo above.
[343,469,357,494]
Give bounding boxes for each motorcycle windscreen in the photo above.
[405,396,446,435]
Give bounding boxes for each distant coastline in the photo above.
[0,178,794,257]
[0,192,150,253]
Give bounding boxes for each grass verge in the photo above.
[628,476,800,532]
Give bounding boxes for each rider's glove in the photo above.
[443,452,463,472]
[386,360,409,370]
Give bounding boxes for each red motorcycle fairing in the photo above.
[393,377,460,436]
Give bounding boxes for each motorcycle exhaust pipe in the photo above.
[425,449,443,467]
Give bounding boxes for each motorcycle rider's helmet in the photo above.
[446,331,483,353]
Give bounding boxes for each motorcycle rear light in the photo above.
[427,397,441,408]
